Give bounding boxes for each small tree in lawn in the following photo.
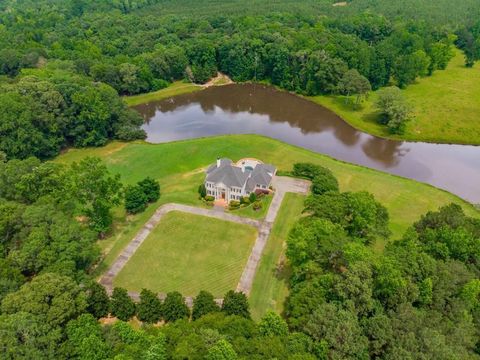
[192,290,220,320]
[221,291,250,319]
[138,177,160,202]
[125,185,148,214]
[86,282,110,319]
[337,69,371,107]
[249,192,256,203]
[198,184,207,198]
[137,289,163,323]
[162,291,190,322]
[375,86,413,134]
[110,287,136,321]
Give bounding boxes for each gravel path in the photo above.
[99,176,309,301]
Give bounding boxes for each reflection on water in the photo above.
[133,84,480,203]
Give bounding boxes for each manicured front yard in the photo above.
[56,135,479,275]
[113,211,257,297]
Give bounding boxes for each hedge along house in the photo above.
[205,158,276,203]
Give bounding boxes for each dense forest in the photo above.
[2,0,480,159]
[1,159,480,359]
[2,1,480,359]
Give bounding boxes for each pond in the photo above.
[133,84,480,204]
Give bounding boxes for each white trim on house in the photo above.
[204,158,276,204]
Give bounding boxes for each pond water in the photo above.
[133,84,480,204]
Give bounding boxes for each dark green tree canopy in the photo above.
[192,290,220,320]
[110,287,136,322]
[222,291,250,319]
[162,291,190,323]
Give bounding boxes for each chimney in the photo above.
[217,157,221,168]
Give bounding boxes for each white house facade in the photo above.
[205,158,276,203]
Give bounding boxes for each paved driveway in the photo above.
[236,176,310,294]
[99,176,310,301]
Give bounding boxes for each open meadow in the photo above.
[312,50,480,145]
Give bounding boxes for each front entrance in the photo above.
[221,191,226,199]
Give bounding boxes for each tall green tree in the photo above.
[375,86,413,134]
[337,69,371,106]
[192,290,220,320]
[137,288,163,323]
[222,291,250,319]
[66,157,122,235]
[162,291,190,322]
[110,287,136,321]
[1,273,87,328]
[86,282,110,319]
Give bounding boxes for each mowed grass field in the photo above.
[250,193,306,320]
[113,211,257,297]
[124,81,201,107]
[312,50,480,145]
[56,135,479,270]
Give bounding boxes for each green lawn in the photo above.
[113,211,257,297]
[124,81,201,107]
[311,50,480,145]
[250,193,306,320]
[56,135,479,276]
[231,194,273,220]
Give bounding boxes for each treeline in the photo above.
[0,69,145,160]
[1,274,314,359]
[0,1,459,98]
[284,163,480,358]
[2,160,479,358]
[456,21,480,67]
[0,0,471,160]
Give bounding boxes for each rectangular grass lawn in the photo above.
[113,211,257,297]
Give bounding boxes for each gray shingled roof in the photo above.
[206,159,249,188]
[245,164,275,191]
[206,158,232,174]
[206,159,276,191]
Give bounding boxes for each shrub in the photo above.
[205,195,215,202]
[253,200,262,211]
[255,190,266,198]
[249,192,257,203]
[137,177,160,202]
[240,197,250,205]
[292,163,324,179]
[229,200,240,210]
[124,185,148,214]
[198,184,207,198]
[311,173,339,195]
